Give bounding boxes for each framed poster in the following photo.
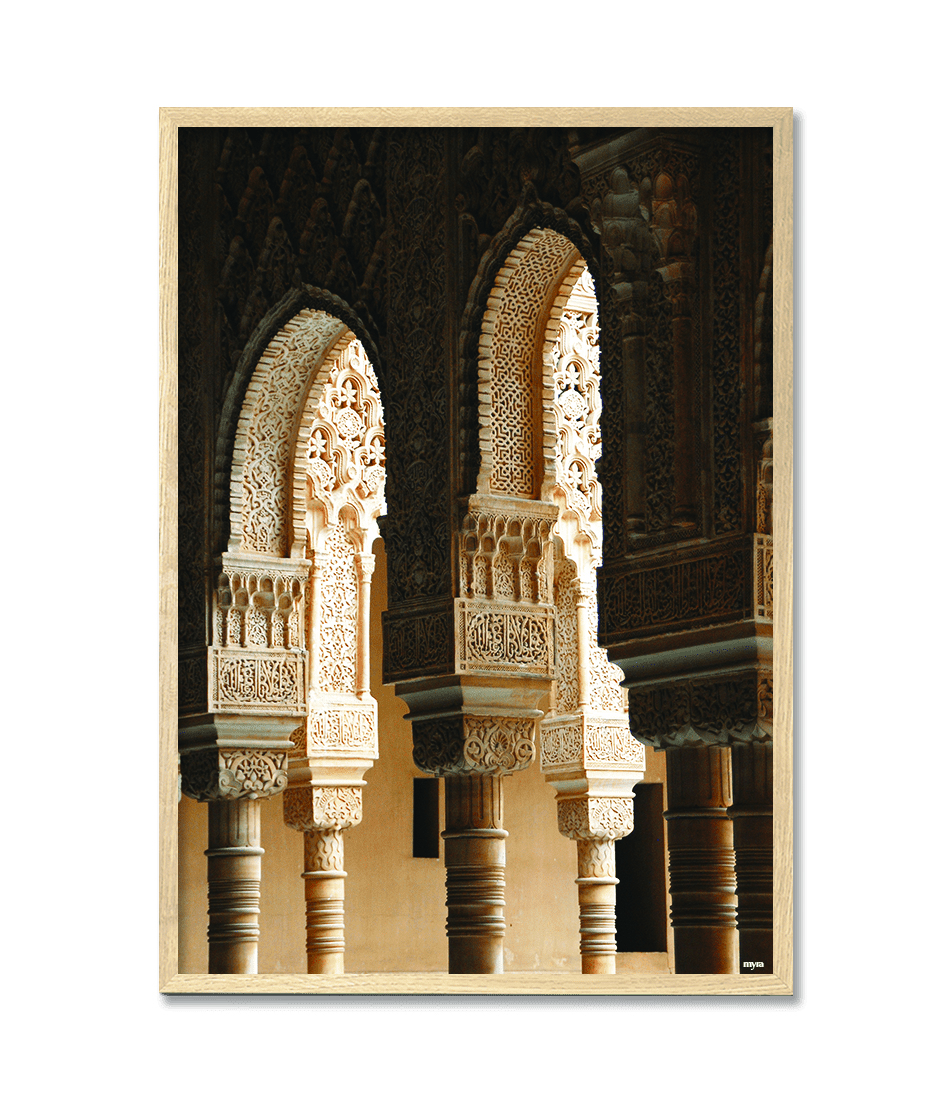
[160,107,792,995]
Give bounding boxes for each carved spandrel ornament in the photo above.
[180,748,289,802]
[628,669,774,750]
[413,715,536,777]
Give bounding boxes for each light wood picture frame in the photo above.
[160,107,793,996]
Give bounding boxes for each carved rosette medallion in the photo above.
[628,669,773,749]
[283,785,364,831]
[413,715,536,777]
[180,748,289,802]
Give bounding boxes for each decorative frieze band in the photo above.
[180,748,289,802]
[413,715,536,777]
[599,542,751,643]
[292,701,378,758]
[381,605,454,681]
[628,669,773,749]
[455,599,556,677]
[209,647,307,715]
[213,558,309,650]
[540,715,646,772]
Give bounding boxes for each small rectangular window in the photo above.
[412,777,440,858]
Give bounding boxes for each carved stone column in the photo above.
[413,714,537,973]
[554,783,640,973]
[206,797,264,974]
[664,744,737,974]
[284,783,364,974]
[285,334,386,973]
[539,274,644,974]
[180,743,292,974]
[729,741,773,972]
[443,773,507,974]
[629,669,773,974]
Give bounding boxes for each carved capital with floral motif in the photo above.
[180,747,289,802]
[628,669,773,750]
[283,784,364,832]
[412,715,536,777]
[556,795,634,842]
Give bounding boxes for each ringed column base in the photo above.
[577,866,619,974]
[302,828,347,975]
[206,799,263,975]
[442,775,507,974]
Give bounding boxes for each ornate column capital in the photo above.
[658,262,695,317]
[283,784,364,832]
[413,714,536,777]
[354,552,376,583]
[556,795,634,843]
[180,747,289,802]
[595,165,655,313]
[628,668,773,750]
[570,577,597,604]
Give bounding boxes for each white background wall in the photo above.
[6,24,944,1100]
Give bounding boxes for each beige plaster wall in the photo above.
[178,540,669,974]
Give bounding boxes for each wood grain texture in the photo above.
[159,106,794,996]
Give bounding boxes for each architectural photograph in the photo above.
[167,112,790,993]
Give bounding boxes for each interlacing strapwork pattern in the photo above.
[550,267,626,716]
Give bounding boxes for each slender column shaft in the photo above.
[442,775,507,974]
[206,799,263,974]
[576,838,618,975]
[302,828,346,974]
[664,745,738,974]
[354,554,375,699]
[730,741,773,973]
[575,584,592,710]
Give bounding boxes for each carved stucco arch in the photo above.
[474,226,588,501]
[228,309,351,559]
[214,285,383,557]
[458,199,599,498]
